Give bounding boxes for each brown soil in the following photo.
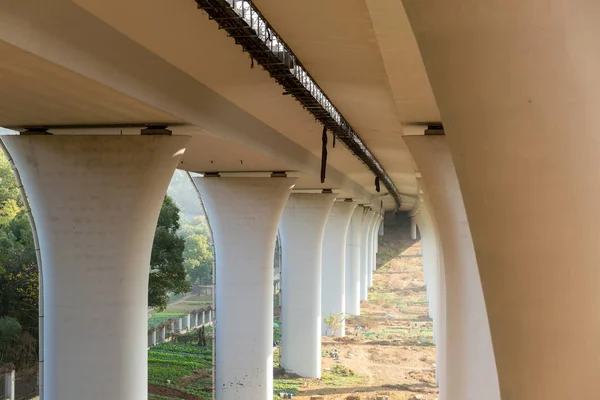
[293,223,439,400]
[178,368,212,388]
[148,383,206,400]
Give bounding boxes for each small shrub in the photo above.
[323,313,345,336]
[330,364,355,377]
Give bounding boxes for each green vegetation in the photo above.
[148,395,184,400]
[180,217,213,286]
[148,313,185,329]
[149,196,192,311]
[148,341,212,399]
[321,365,367,387]
[0,152,38,369]
[323,312,345,336]
[273,378,303,398]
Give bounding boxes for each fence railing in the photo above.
[1,365,37,400]
[147,307,214,348]
[0,309,216,400]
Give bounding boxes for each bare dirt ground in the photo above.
[291,222,439,400]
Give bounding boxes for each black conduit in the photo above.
[321,127,328,183]
[194,0,402,210]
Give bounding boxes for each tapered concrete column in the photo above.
[371,216,382,271]
[405,3,600,397]
[279,193,335,378]
[360,212,376,301]
[345,207,364,315]
[410,217,418,240]
[192,177,295,400]
[413,208,439,323]
[2,135,188,400]
[405,136,499,400]
[414,203,446,390]
[366,215,379,286]
[321,201,356,337]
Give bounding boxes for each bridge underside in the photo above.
[1,1,596,400]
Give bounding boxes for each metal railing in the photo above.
[194,0,402,209]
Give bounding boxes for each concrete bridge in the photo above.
[0,1,590,399]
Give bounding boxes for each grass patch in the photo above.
[368,292,395,302]
[148,312,185,329]
[322,365,366,387]
[149,395,184,400]
[165,302,211,314]
[148,341,212,399]
[273,378,303,399]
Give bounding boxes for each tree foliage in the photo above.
[149,196,192,311]
[180,217,213,285]
[0,153,37,332]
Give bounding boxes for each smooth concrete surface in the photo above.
[405,136,499,400]
[279,193,335,378]
[371,216,382,271]
[413,208,439,323]
[345,206,364,315]
[404,2,600,397]
[360,212,377,301]
[0,0,383,207]
[366,214,380,287]
[2,135,188,400]
[321,201,356,337]
[192,177,295,400]
[410,217,418,240]
[414,203,445,390]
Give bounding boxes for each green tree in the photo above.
[148,196,191,311]
[179,217,213,285]
[0,152,37,331]
[183,233,213,285]
[0,154,20,208]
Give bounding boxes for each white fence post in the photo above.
[5,369,15,400]
[202,311,206,325]
[184,314,191,332]
[160,326,166,342]
[176,317,183,333]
